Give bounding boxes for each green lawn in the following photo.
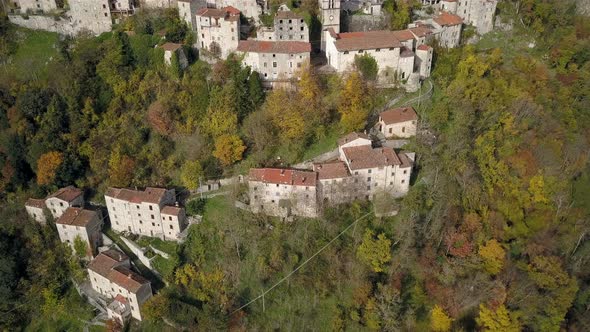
[300,126,341,161]
[1,27,60,81]
[136,236,178,256]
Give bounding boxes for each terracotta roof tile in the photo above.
[313,161,350,180]
[417,44,432,51]
[161,205,182,216]
[26,198,46,209]
[342,145,402,170]
[380,106,418,124]
[410,26,433,38]
[222,6,241,15]
[197,6,240,18]
[56,207,99,227]
[89,250,129,278]
[337,132,370,146]
[249,168,317,186]
[109,266,150,293]
[48,186,83,203]
[105,187,169,205]
[276,10,303,20]
[398,152,414,168]
[237,40,311,54]
[332,30,402,51]
[391,29,415,41]
[434,11,463,26]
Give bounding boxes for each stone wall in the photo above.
[8,14,76,35]
[341,12,389,33]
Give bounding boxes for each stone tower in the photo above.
[320,0,340,51]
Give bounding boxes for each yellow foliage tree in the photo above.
[356,229,392,273]
[338,72,369,133]
[478,239,505,275]
[264,89,306,141]
[430,304,453,332]
[213,134,246,166]
[180,160,203,190]
[529,173,549,204]
[36,151,63,185]
[108,148,135,187]
[476,304,521,332]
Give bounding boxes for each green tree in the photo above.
[180,160,203,190]
[354,54,379,81]
[356,229,392,273]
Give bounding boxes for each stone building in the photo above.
[88,249,152,321]
[320,0,340,51]
[455,0,497,34]
[409,11,463,48]
[415,44,433,78]
[105,187,187,241]
[45,186,85,219]
[377,106,418,138]
[11,0,57,13]
[324,28,431,84]
[160,42,189,68]
[257,7,309,42]
[178,0,204,30]
[237,40,311,87]
[208,0,261,19]
[55,207,103,257]
[248,168,319,218]
[68,0,113,35]
[248,133,415,216]
[196,6,240,59]
[140,0,177,7]
[25,198,48,224]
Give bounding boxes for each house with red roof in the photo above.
[88,249,152,322]
[248,168,319,218]
[196,6,240,58]
[25,186,85,224]
[409,11,463,48]
[105,187,187,241]
[56,207,103,257]
[378,106,419,138]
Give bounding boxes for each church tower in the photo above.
[320,0,340,51]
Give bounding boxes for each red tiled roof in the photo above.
[249,168,317,186]
[48,186,83,203]
[197,6,240,18]
[89,250,129,278]
[332,30,402,52]
[222,6,241,15]
[337,132,370,146]
[417,44,432,51]
[161,205,182,216]
[109,266,150,293]
[434,11,463,26]
[114,294,128,304]
[313,161,350,180]
[342,145,401,170]
[398,152,414,168]
[276,10,303,20]
[380,106,418,124]
[237,40,311,54]
[56,207,98,227]
[26,198,46,209]
[160,42,182,52]
[409,26,433,38]
[391,29,415,41]
[105,187,169,204]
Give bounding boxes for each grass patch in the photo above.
[25,287,95,332]
[300,126,341,161]
[136,236,178,255]
[1,27,60,81]
[152,254,179,280]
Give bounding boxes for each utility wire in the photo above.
[230,211,372,315]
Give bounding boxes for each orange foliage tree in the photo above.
[36,151,63,185]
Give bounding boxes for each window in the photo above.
[62,225,66,229]
[404,170,407,174]
[152,223,155,226]
[60,202,64,207]
[366,186,370,191]
[170,225,173,230]
[136,205,140,209]
[401,180,405,184]
[276,184,279,187]
[104,13,107,17]
[368,169,372,174]
[169,216,172,221]
[139,220,142,224]
[264,62,267,68]
[389,128,392,134]
[354,171,358,175]
[102,4,106,8]
[151,214,155,219]
[358,50,364,54]
[402,126,405,133]
[273,62,277,68]
[392,172,395,176]
[376,48,381,52]
[389,181,393,185]
[367,177,371,182]
[149,205,153,211]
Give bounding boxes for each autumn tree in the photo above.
[357,229,392,273]
[203,86,238,138]
[264,89,306,141]
[476,304,521,332]
[478,239,505,275]
[354,54,379,81]
[213,134,246,166]
[430,304,453,332]
[108,148,135,187]
[338,72,370,133]
[180,160,203,191]
[36,151,63,185]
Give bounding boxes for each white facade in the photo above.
[105,187,186,241]
[210,0,261,18]
[238,40,311,86]
[25,198,47,224]
[178,0,201,30]
[45,186,85,219]
[13,0,57,12]
[196,7,240,59]
[69,0,113,35]
[88,250,152,321]
[140,0,177,7]
[56,207,103,257]
[249,169,319,218]
[415,45,433,78]
[320,0,340,51]
[378,106,418,138]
